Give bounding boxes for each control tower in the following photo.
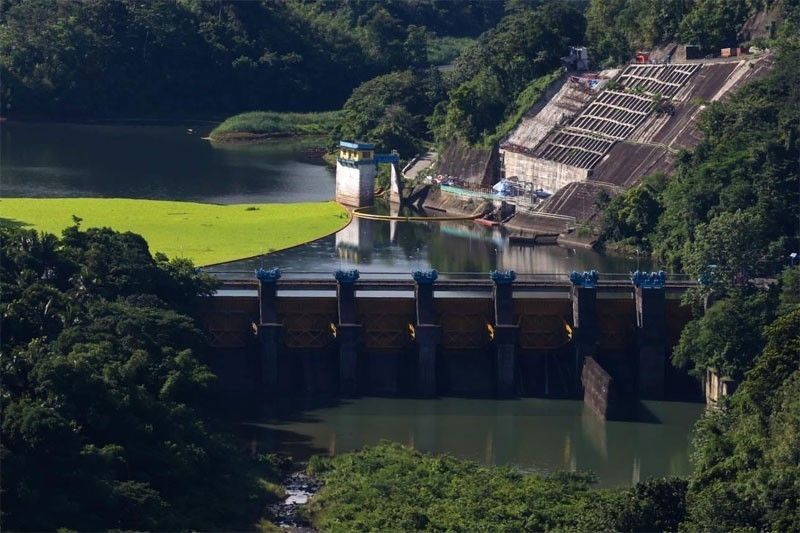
[335,140,401,207]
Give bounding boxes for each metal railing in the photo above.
[207,269,694,284]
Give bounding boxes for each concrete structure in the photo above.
[500,69,616,192]
[335,141,400,207]
[533,56,774,223]
[495,55,775,229]
[335,141,377,207]
[199,270,698,414]
[562,46,591,72]
[704,369,739,405]
[437,139,500,188]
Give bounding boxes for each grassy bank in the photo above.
[1,198,348,266]
[209,110,341,142]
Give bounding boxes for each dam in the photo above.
[200,268,696,419]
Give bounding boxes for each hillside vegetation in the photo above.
[0,0,501,118]
[0,224,290,530]
[587,0,800,66]
[209,110,342,141]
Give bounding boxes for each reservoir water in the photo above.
[1,121,651,275]
[1,121,334,203]
[2,121,698,485]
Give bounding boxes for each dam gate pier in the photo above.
[201,270,698,418]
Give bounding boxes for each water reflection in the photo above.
[241,397,702,487]
[210,214,650,274]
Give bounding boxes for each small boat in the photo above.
[474,217,498,227]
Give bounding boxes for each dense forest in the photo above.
[0,0,500,117]
[0,224,289,530]
[5,0,798,155]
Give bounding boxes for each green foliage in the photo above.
[779,265,800,313]
[481,69,563,147]
[599,173,667,251]
[585,0,785,65]
[0,225,279,530]
[684,209,782,288]
[586,0,690,66]
[672,291,776,380]
[332,70,442,156]
[432,2,585,146]
[678,0,752,52]
[308,441,693,532]
[0,0,501,118]
[210,110,342,138]
[683,307,800,531]
[437,69,507,144]
[427,36,477,65]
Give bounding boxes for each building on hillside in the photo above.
[499,69,615,194]
[561,46,590,72]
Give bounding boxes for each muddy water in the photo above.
[242,397,703,488]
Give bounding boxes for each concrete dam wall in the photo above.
[198,272,698,416]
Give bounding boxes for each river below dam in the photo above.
[241,397,703,487]
[2,121,698,486]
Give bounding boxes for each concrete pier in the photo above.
[335,270,362,396]
[635,282,667,399]
[631,272,667,399]
[570,271,599,394]
[582,356,617,419]
[414,270,440,396]
[256,268,283,395]
[491,270,519,397]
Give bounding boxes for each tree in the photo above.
[672,292,775,380]
[0,226,278,530]
[684,209,779,289]
[0,0,501,117]
[599,174,666,250]
[678,0,751,52]
[683,307,800,531]
[332,70,436,156]
[586,0,690,66]
[433,1,584,146]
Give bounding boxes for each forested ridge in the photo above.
[0,0,500,118]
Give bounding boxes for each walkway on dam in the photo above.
[210,270,695,294]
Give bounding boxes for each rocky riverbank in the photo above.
[269,471,321,531]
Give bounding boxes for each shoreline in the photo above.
[206,130,329,145]
[207,131,302,144]
[0,198,349,267]
[201,206,353,268]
